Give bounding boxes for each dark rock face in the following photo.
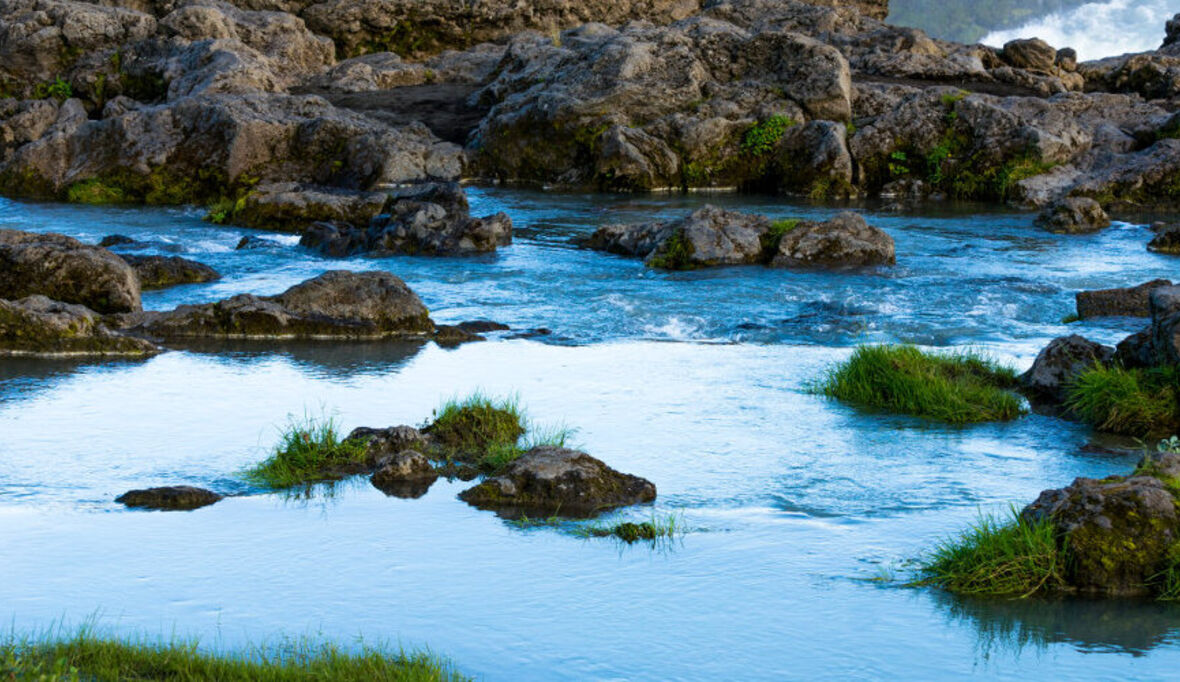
[458,446,657,515]
[1019,335,1114,403]
[771,211,894,268]
[1023,463,1180,596]
[0,295,158,356]
[1148,286,1180,366]
[120,254,221,290]
[135,270,434,339]
[370,450,438,498]
[1035,197,1111,234]
[99,234,137,248]
[0,229,141,314]
[1076,280,1173,319]
[115,485,223,510]
[348,425,431,464]
[1148,225,1180,255]
[231,183,389,233]
[298,182,513,257]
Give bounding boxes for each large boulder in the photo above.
[770,211,894,268]
[1019,335,1114,404]
[458,446,656,515]
[1000,39,1058,73]
[1148,225,1180,255]
[1075,279,1172,319]
[228,183,389,233]
[586,205,771,270]
[1148,286,1180,366]
[116,485,223,510]
[0,229,141,313]
[134,270,435,339]
[120,254,220,290]
[1035,197,1111,234]
[0,295,158,355]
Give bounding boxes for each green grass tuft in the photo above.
[1065,365,1180,437]
[741,115,797,156]
[813,344,1025,424]
[916,507,1067,597]
[243,414,369,489]
[761,218,801,253]
[577,511,683,543]
[425,392,526,457]
[0,629,465,681]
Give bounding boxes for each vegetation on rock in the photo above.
[1065,365,1180,438]
[244,415,370,489]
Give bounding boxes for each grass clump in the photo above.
[577,512,683,544]
[476,423,573,472]
[1065,365,1180,437]
[813,344,1025,424]
[243,414,369,489]
[741,115,797,156]
[916,507,1067,597]
[424,392,526,458]
[0,630,465,681]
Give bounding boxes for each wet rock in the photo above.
[0,229,141,314]
[1035,197,1111,234]
[120,254,221,290]
[370,450,438,498]
[0,295,158,356]
[135,270,434,339]
[586,206,772,270]
[231,183,389,233]
[1019,335,1114,403]
[770,211,894,268]
[432,324,485,346]
[115,485,223,510]
[1022,466,1180,596]
[235,235,272,250]
[456,320,510,333]
[1076,279,1172,319]
[1148,225,1180,255]
[298,182,513,257]
[458,445,656,515]
[348,424,430,464]
[98,234,137,248]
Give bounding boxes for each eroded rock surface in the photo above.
[0,229,141,313]
[0,295,158,355]
[120,254,221,289]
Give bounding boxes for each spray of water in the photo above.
[982,0,1174,61]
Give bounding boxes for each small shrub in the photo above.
[916,508,1067,597]
[1065,365,1180,437]
[425,392,526,456]
[813,344,1025,424]
[244,414,369,488]
[741,115,797,156]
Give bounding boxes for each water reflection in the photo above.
[164,339,429,379]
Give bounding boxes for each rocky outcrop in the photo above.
[115,485,223,510]
[458,446,656,515]
[298,182,512,257]
[0,295,158,355]
[1019,335,1113,404]
[1076,280,1173,319]
[131,270,435,339]
[1035,197,1110,234]
[227,182,389,233]
[120,254,221,289]
[771,211,894,267]
[0,229,141,313]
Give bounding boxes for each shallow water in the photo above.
[2,188,1180,679]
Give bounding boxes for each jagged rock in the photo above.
[1076,280,1173,319]
[298,182,513,257]
[770,211,894,267]
[0,229,141,313]
[458,446,656,515]
[1035,197,1110,234]
[1019,335,1114,403]
[120,254,220,289]
[231,183,389,233]
[134,270,434,339]
[116,485,223,510]
[370,450,438,498]
[0,295,158,355]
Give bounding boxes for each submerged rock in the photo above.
[0,229,141,314]
[1076,279,1173,319]
[458,446,657,515]
[115,485,223,510]
[770,211,895,268]
[98,234,137,248]
[1035,197,1111,234]
[120,254,221,290]
[1019,335,1113,404]
[0,295,158,356]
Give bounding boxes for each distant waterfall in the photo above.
[982,0,1176,60]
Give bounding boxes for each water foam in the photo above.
[982,0,1174,61]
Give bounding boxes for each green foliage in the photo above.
[741,115,797,157]
[425,392,526,457]
[813,344,1025,424]
[244,414,370,489]
[65,179,127,205]
[33,77,72,101]
[888,150,910,177]
[760,218,801,253]
[916,507,1067,597]
[1151,542,1180,600]
[646,230,696,270]
[577,511,683,543]
[940,90,968,108]
[0,629,465,681]
[1065,365,1180,437]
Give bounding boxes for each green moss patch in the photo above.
[741,115,797,157]
[424,392,527,460]
[645,230,696,270]
[813,344,1025,424]
[1065,365,1180,437]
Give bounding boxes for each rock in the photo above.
[370,450,438,498]
[1019,335,1114,403]
[1001,39,1058,73]
[1148,286,1180,366]
[1035,197,1111,234]
[1114,329,1155,369]
[586,206,772,269]
[298,182,513,257]
[348,424,430,463]
[1076,279,1172,319]
[0,229,141,314]
[230,183,389,233]
[1166,13,1180,50]
[771,211,894,268]
[432,324,485,346]
[1022,469,1180,596]
[456,320,510,333]
[98,234,137,248]
[0,295,158,356]
[135,270,434,339]
[235,235,272,249]
[115,485,223,510]
[1148,225,1180,255]
[120,254,221,290]
[458,446,656,515]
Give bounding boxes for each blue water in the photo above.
[1,187,1179,679]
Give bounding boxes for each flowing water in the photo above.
[982,0,1175,60]
[2,187,1180,679]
